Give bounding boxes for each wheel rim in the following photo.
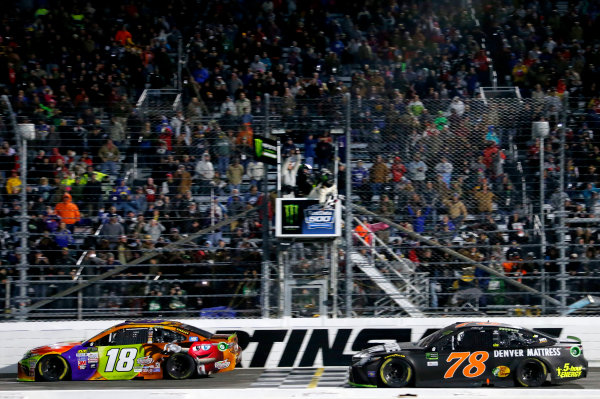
[41,357,66,380]
[383,362,408,385]
[169,357,186,374]
[521,362,544,385]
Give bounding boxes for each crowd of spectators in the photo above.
[2,0,600,316]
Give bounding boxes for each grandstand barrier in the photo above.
[1,317,599,375]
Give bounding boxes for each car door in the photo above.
[92,327,150,380]
[435,328,494,386]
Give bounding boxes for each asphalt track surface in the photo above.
[0,367,599,390]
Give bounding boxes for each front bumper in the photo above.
[348,365,377,388]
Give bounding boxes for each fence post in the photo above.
[344,92,353,317]
[557,93,569,312]
[261,94,271,318]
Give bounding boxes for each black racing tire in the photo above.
[515,358,547,387]
[378,357,413,388]
[36,355,70,382]
[165,353,196,380]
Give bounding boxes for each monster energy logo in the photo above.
[254,138,263,158]
[284,204,299,225]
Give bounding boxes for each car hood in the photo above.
[28,341,83,355]
[362,342,422,355]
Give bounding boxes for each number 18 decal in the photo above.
[444,351,489,379]
[105,348,138,372]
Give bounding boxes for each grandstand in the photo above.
[0,0,599,321]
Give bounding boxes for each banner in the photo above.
[253,135,277,165]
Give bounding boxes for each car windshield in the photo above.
[418,329,447,347]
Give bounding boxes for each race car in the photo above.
[349,321,587,388]
[18,320,242,382]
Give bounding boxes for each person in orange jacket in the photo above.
[54,192,81,229]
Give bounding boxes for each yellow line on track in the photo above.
[307,368,325,388]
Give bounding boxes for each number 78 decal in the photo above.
[444,351,489,379]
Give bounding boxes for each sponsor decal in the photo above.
[384,354,405,358]
[383,343,400,352]
[426,352,439,360]
[189,336,199,342]
[176,328,190,335]
[494,348,560,358]
[367,371,376,378]
[78,360,87,370]
[556,363,583,378]
[492,366,510,377]
[304,204,335,229]
[539,338,547,343]
[217,342,228,351]
[137,356,153,365]
[77,349,88,354]
[427,361,438,366]
[214,360,231,370]
[199,344,212,351]
[498,327,519,332]
[88,353,99,363]
[133,368,143,373]
[526,347,561,357]
[493,349,524,358]
[90,363,96,369]
[153,368,161,372]
[570,347,582,357]
[284,204,300,227]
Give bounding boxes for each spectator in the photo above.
[195,152,215,194]
[247,159,264,190]
[53,222,73,249]
[435,156,453,188]
[444,193,468,229]
[226,158,245,193]
[144,219,166,243]
[407,154,428,193]
[281,153,301,197]
[54,193,81,230]
[100,214,126,249]
[98,139,121,176]
[369,155,389,200]
[314,136,334,170]
[5,170,22,195]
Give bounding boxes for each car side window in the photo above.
[455,329,493,351]
[94,328,149,346]
[494,328,554,348]
[152,328,186,343]
[435,334,455,352]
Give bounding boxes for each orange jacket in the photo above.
[55,193,81,225]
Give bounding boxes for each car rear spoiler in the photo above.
[212,333,238,341]
[567,335,582,344]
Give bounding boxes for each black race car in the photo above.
[349,321,587,388]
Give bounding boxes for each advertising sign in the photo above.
[253,135,277,165]
[276,198,341,238]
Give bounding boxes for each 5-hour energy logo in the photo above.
[556,363,583,378]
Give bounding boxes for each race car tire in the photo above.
[36,355,70,382]
[515,358,547,387]
[378,357,413,388]
[165,353,196,380]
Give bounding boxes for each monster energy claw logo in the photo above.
[254,138,263,158]
[284,204,299,225]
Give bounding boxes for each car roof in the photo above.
[114,320,214,338]
[449,321,523,331]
